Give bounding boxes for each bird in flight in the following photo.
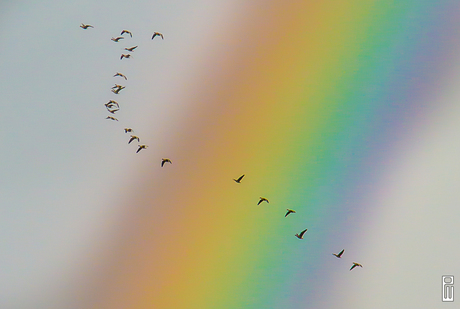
[137,144,148,153]
[114,72,127,80]
[120,54,131,60]
[161,158,172,167]
[105,101,119,109]
[121,30,132,37]
[285,209,296,217]
[111,85,125,94]
[125,46,138,52]
[111,37,124,42]
[128,135,140,144]
[106,116,118,121]
[350,262,363,271]
[124,128,133,133]
[258,197,269,205]
[295,228,308,239]
[151,32,164,40]
[233,174,245,183]
[80,23,93,29]
[112,87,125,94]
[333,249,345,258]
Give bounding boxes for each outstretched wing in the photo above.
[338,249,345,258]
[299,229,307,238]
[237,174,244,182]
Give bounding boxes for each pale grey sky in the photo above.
[0,1,244,307]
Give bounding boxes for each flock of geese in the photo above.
[233,174,363,271]
[80,23,170,162]
[81,22,362,272]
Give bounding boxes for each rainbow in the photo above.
[86,1,460,308]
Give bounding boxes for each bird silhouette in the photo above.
[111,87,124,94]
[295,229,308,239]
[161,158,172,167]
[106,116,118,121]
[333,249,345,258]
[128,135,140,144]
[151,32,164,40]
[112,84,124,89]
[233,174,245,183]
[111,37,124,42]
[108,108,119,114]
[125,46,138,52]
[105,102,118,109]
[136,145,148,153]
[285,209,296,217]
[120,54,131,60]
[258,197,269,205]
[80,23,93,29]
[121,30,132,37]
[350,262,363,271]
[114,72,127,80]
[124,128,133,133]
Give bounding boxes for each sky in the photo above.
[1,1,460,308]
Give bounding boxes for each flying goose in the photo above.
[350,262,363,271]
[128,135,140,144]
[112,87,124,94]
[112,84,124,89]
[125,46,138,52]
[151,32,164,40]
[121,30,132,37]
[106,100,119,107]
[233,174,244,183]
[161,158,172,167]
[295,229,308,239]
[113,72,127,80]
[136,144,148,153]
[111,37,124,42]
[285,209,296,217]
[257,197,269,205]
[333,249,345,258]
[80,23,93,29]
[106,116,118,121]
[105,102,118,109]
[107,108,119,114]
[124,128,133,133]
[120,54,131,60]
